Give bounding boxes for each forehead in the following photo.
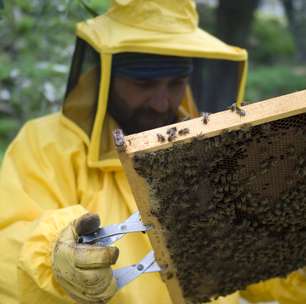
[112,53,193,80]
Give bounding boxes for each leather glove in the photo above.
[52,213,119,304]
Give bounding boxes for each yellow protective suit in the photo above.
[3,1,302,304]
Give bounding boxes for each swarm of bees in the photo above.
[133,112,306,303]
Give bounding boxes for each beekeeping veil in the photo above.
[62,0,248,169]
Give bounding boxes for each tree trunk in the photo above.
[192,0,260,113]
[281,0,306,63]
[216,0,261,48]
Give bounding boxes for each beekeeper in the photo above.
[4,1,301,304]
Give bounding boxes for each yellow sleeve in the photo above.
[209,292,240,304]
[242,272,306,304]
[0,116,88,304]
[240,280,275,303]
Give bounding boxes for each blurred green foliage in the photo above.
[246,65,306,102]
[245,14,305,103]
[0,0,109,158]
[249,15,296,64]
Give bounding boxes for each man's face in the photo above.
[108,76,188,135]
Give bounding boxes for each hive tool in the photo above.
[78,211,161,289]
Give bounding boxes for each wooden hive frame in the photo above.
[115,90,306,304]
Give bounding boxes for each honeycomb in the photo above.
[133,112,306,303]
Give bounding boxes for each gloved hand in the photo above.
[52,213,119,304]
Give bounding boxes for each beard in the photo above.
[108,93,177,135]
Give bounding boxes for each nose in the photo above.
[148,85,169,113]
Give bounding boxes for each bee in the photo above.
[229,103,236,112]
[228,103,246,117]
[156,133,166,143]
[166,126,177,135]
[201,112,210,124]
[167,127,177,142]
[297,156,305,166]
[167,135,176,142]
[178,128,190,136]
[236,107,246,117]
[112,129,126,152]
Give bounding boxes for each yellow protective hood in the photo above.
[62,0,248,170]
